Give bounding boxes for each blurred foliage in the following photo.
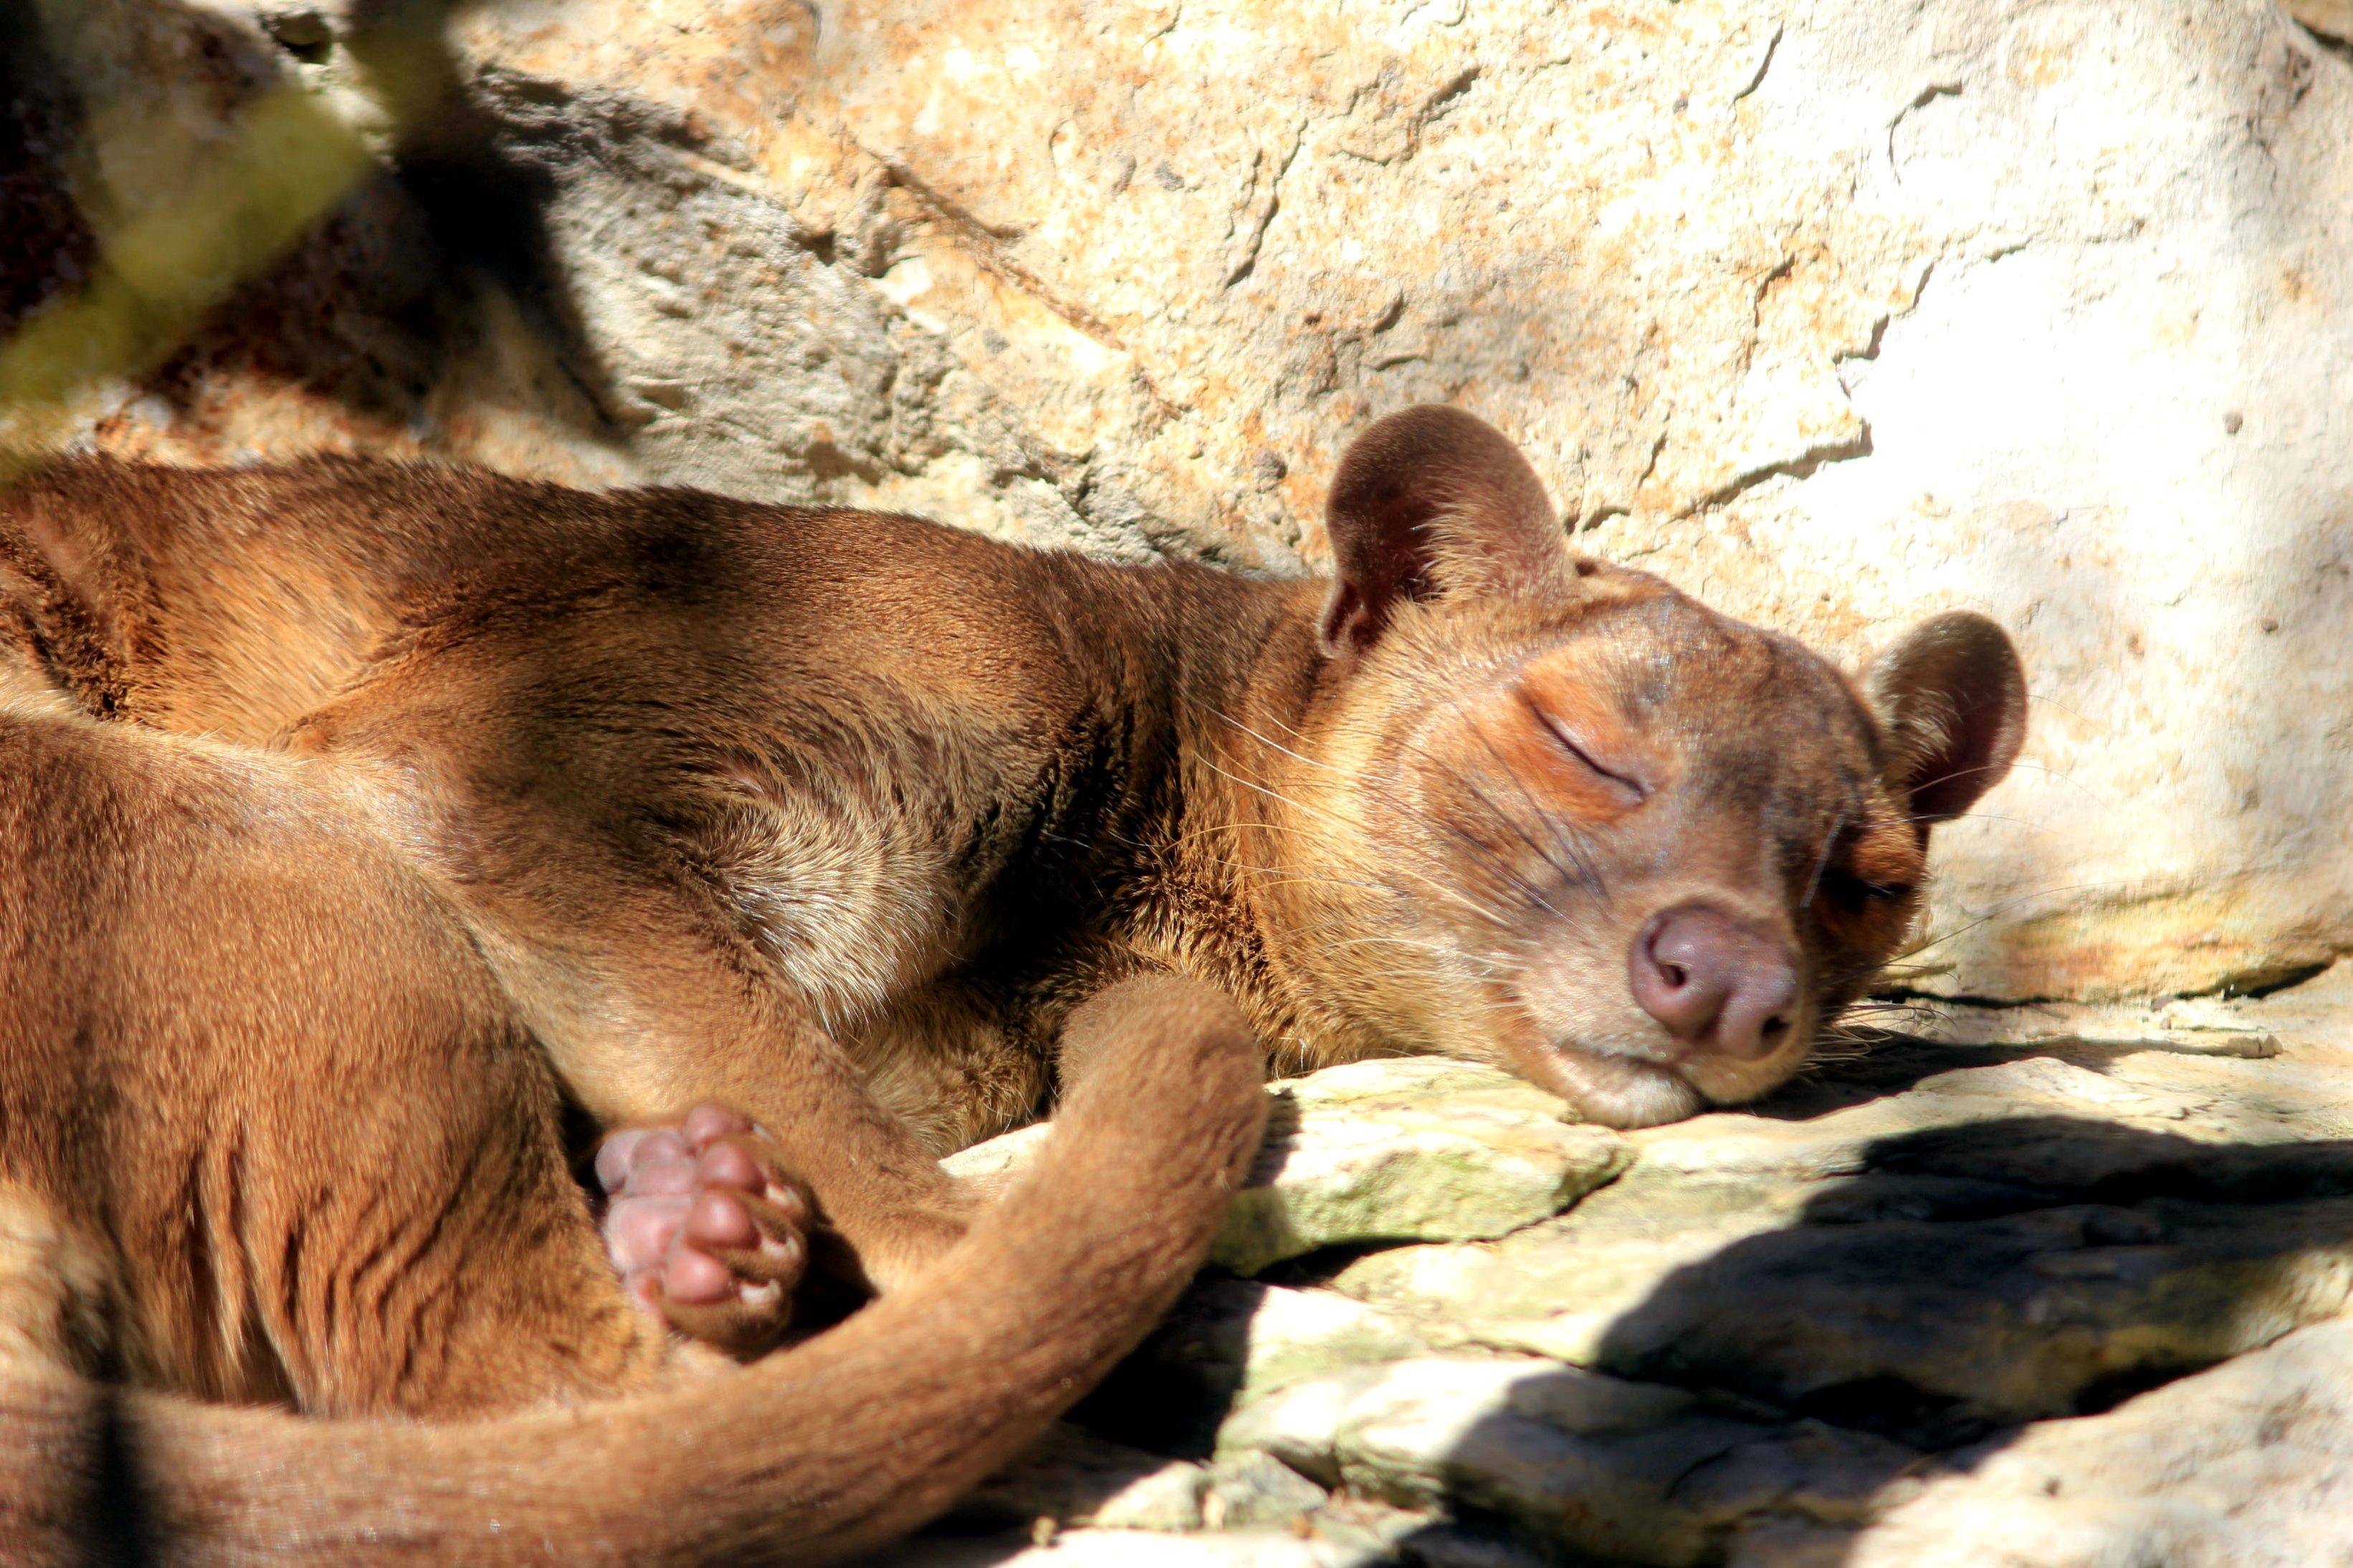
[0,0,463,481]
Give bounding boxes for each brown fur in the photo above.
[0,405,2022,1263]
[0,681,1267,1560]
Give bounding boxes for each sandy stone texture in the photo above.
[5,0,2347,998]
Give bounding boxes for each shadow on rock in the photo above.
[1333,1113,2353,1564]
[1588,1116,2353,1454]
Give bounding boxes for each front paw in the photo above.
[596,1104,809,1357]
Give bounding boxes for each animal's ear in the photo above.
[1865,611,2028,826]
[1317,405,1572,656]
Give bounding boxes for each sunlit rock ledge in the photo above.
[909,962,2353,1566]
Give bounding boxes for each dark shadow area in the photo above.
[0,1,97,343]
[1373,1110,2353,1564]
[1586,1116,2353,1443]
[84,1391,156,1568]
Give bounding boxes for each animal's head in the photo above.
[1256,405,2025,1128]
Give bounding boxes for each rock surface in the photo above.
[1829,1314,2353,1568]
[4,0,2349,996]
[946,1058,1631,1276]
[899,963,2353,1564]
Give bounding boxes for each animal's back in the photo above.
[0,456,741,741]
[3,457,470,738]
[0,456,1141,740]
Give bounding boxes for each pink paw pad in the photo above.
[596,1105,808,1327]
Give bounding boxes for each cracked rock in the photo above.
[1203,1449,1330,1532]
[1327,1034,2353,1445]
[1820,1314,2353,1567]
[1214,1060,1633,1275]
[948,1058,1631,1277]
[1214,1354,1780,1566]
[14,0,2352,994]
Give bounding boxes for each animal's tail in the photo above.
[4,977,1266,1568]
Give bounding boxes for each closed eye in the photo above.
[1531,709,1646,801]
[1819,866,1915,912]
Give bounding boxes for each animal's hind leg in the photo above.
[261,1050,666,1418]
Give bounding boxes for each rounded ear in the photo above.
[1317,405,1572,656]
[1865,611,2028,826]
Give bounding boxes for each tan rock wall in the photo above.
[6,0,2349,1000]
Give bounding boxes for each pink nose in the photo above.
[1628,905,1800,1062]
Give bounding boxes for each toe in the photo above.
[716,1192,808,1288]
[695,1140,764,1192]
[682,1103,750,1147]
[593,1128,652,1194]
[698,1134,811,1228]
[662,1243,736,1306]
[603,1193,689,1273]
[684,1188,760,1249]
